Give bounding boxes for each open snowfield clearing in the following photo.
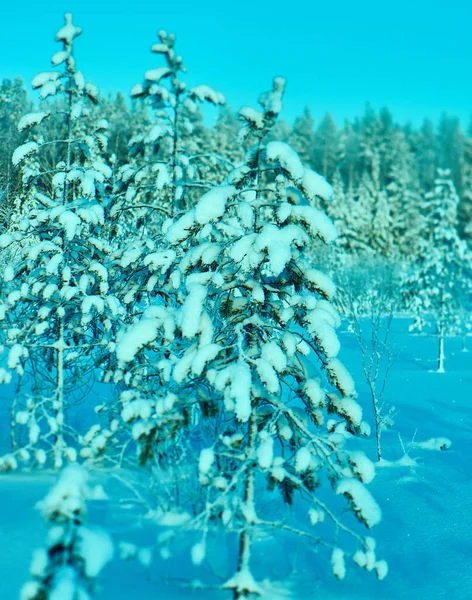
[0,317,470,600]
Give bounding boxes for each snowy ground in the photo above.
[1,317,471,599]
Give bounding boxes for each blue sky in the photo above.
[1,0,471,127]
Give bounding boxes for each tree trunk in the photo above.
[461,333,468,353]
[373,399,382,461]
[54,318,66,467]
[437,288,446,373]
[437,331,445,373]
[10,375,23,451]
[171,92,181,216]
[234,407,257,599]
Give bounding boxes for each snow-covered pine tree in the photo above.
[0,13,123,469]
[458,148,472,242]
[325,168,363,254]
[288,106,316,166]
[208,105,244,175]
[21,465,113,600]
[312,112,340,179]
[414,118,438,192]
[386,130,424,258]
[114,77,386,594]
[361,150,393,256]
[0,78,31,231]
[112,29,225,236]
[339,122,361,195]
[334,170,378,256]
[403,169,472,372]
[185,78,386,594]
[77,32,230,465]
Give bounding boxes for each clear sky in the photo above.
[1,0,471,127]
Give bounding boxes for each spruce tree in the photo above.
[458,145,472,242]
[0,13,122,469]
[386,130,423,257]
[414,118,438,191]
[325,168,360,253]
[438,114,464,192]
[312,112,339,179]
[0,77,31,230]
[339,121,361,194]
[288,106,316,166]
[115,77,385,595]
[209,105,245,173]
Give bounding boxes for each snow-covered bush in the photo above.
[21,464,113,600]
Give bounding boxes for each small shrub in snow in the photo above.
[339,276,397,460]
[21,465,113,600]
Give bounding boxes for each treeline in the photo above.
[1,75,471,248]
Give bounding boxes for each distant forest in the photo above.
[1,76,471,252]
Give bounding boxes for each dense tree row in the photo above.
[2,74,472,247]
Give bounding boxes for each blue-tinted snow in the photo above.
[1,318,471,599]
